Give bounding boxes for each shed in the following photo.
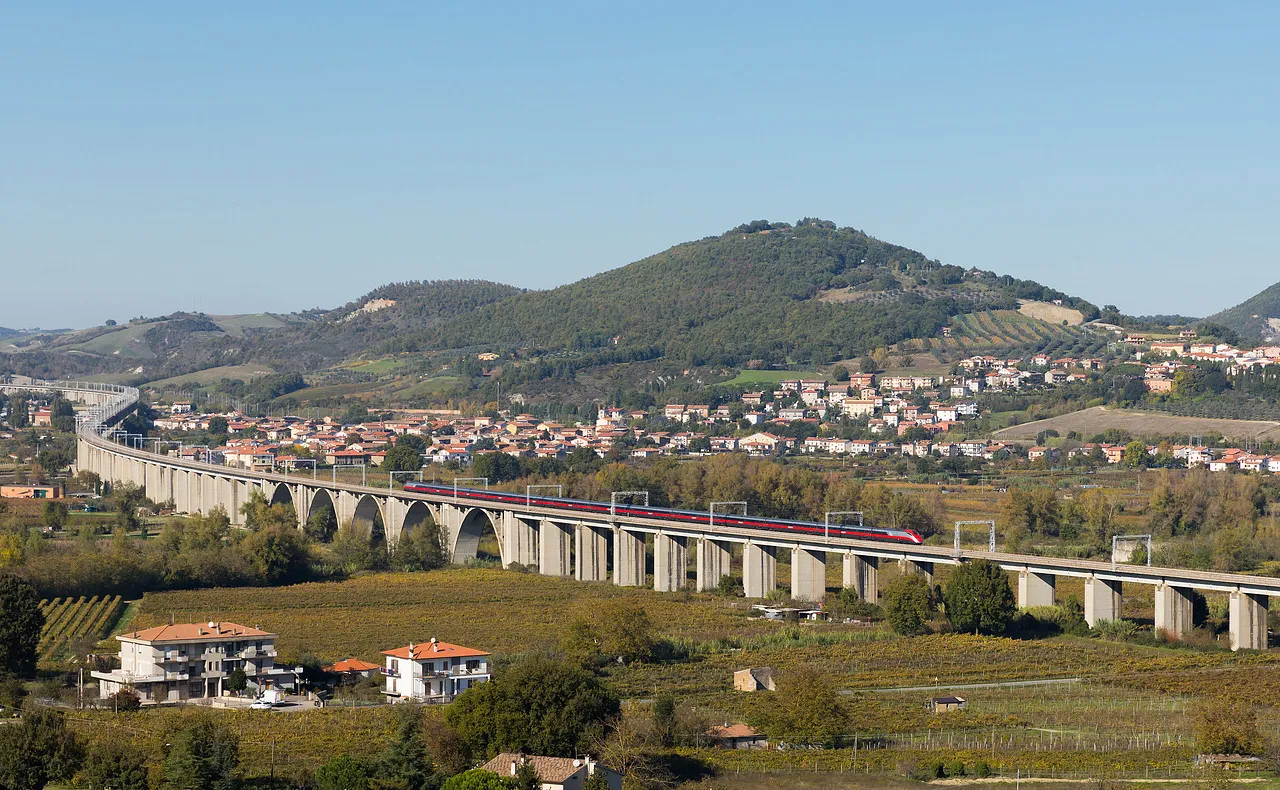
[706,723,768,749]
[929,695,967,713]
[734,667,776,692]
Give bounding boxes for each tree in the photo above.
[442,770,517,790]
[239,524,310,585]
[1124,440,1150,469]
[342,404,370,426]
[749,666,849,746]
[944,560,1016,636]
[383,442,425,474]
[511,762,542,790]
[207,416,229,437]
[41,500,69,531]
[832,365,850,382]
[0,573,45,677]
[315,754,370,790]
[652,693,676,748]
[1196,697,1262,756]
[305,504,339,542]
[110,688,141,712]
[0,707,85,790]
[225,668,247,696]
[378,703,438,790]
[390,519,449,572]
[161,717,240,790]
[882,573,933,635]
[598,600,653,664]
[446,656,620,759]
[80,741,149,790]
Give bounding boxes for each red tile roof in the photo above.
[122,622,274,643]
[381,639,490,660]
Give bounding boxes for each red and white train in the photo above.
[401,482,924,545]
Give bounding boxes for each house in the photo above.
[323,658,381,680]
[929,695,967,713]
[733,667,776,692]
[739,432,789,456]
[381,638,490,703]
[92,622,298,704]
[706,723,768,749]
[0,484,63,499]
[1149,342,1186,357]
[1028,446,1060,463]
[327,448,371,466]
[480,754,622,790]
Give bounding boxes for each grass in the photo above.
[64,324,160,359]
[723,370,823,386]
[143,363,278,389]
[993,405,1280,443]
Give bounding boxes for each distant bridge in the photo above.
[17,380,1277,650]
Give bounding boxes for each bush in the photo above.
[945,760,966,777]
[973,760,992,778]
[882,574,933,635]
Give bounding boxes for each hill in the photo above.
[1204,281,1280,344]
[340,219,1099,370]
[1,220,1103,401]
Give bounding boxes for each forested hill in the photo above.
[249,279,526,371]
[393,219,1098,368]
[1205,281,1280,344]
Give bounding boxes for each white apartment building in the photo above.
[382,638,491,703]
[92,622,298,704]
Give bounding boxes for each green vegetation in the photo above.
[1204,279,1280,344]
[0,573,44,677]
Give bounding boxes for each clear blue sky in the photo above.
[3,3,1278,329]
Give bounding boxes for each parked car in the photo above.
[249,699,274,710]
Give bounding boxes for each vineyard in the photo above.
[898,310,1109,362]
[38,594,125,666]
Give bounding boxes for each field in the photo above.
[994,405,1280,443]
[64,323,161,359]
[94,568,1280,784]
[38,594,125,666]
[723,370,824,386]
[1017,300,1085,326]
[143,363,278,389]
[209,313,290,337]
[893,310,1105,363]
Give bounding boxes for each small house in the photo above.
[706,723,768,749]
[733,667,776,692]
[929,695,967,713]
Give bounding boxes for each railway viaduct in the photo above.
[18,379,1280,651]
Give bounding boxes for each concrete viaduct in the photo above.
[22,380,1279,651]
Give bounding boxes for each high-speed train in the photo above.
[401,482,924,545]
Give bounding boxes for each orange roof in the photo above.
[707,723,762,739]
[122,621,274,643]
[324,658,381,673]
[381,639,490,660]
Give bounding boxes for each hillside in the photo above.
[1,220,1104,399]
[248,280,527,370]
[369,220,1098,370]
[1204,281,1280,343]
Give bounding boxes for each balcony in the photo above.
[158,654,191,664]
[163,671,190,681]
[240,647,277,659]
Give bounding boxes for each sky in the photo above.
[3,3,1278,329]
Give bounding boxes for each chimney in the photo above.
[431,637,439,653]
[408,642,415,658]
[510,761,517,777]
